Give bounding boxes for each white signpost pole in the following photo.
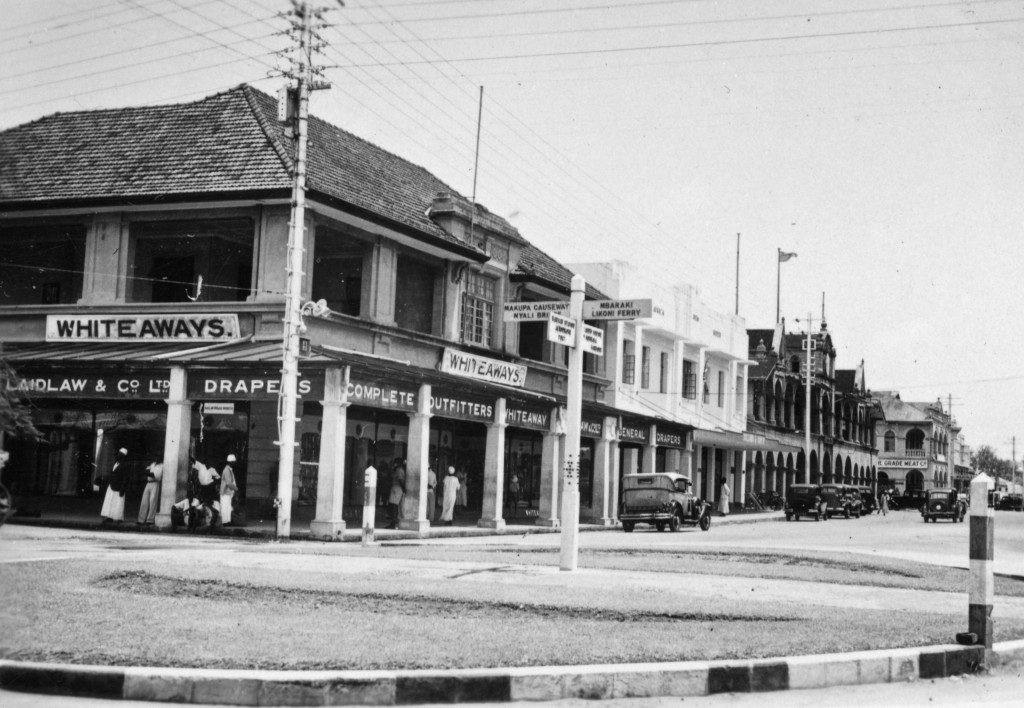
[559,275,586,571]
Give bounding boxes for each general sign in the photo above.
[582,299,653,320]
[502,300,570,322]
[546,313,576,346]
[46,314,241,342]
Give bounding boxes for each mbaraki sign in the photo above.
[45,314,241,342]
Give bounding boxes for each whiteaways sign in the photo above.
[439,347,527,387]
[46,314,241,342]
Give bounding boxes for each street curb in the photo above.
[0,641,1003,705]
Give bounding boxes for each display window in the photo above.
[505,433,542,514]
[343,409,409,509]
[429,420,485,514]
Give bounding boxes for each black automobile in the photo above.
[821,483,860,519]
[922,488,967,522]
[620,472,712,532]
[785,483,827,521]
[858,486,878,514]
[997,494,1023,511]
[896,489,928,511]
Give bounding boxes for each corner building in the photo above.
[0,85,678,533]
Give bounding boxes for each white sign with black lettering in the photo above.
[503,300,571,322]
[582,299,653,320]
[581,324,604,356]
[546,313,577,346]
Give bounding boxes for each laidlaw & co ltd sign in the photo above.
[45,314,241,341]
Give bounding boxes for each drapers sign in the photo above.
[7,372,170,398]
[880,459,928,469]
[189,372,324,400]
[506,405,550,431]
[46,314,241,342]
[345,377,418,412]
[439,347,527,388]
[656,429,687,448]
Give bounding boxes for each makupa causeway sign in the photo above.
[439,347,527,387]
[46,314,241,342]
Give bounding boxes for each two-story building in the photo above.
[568,261,752,510]
[874,393,957,493]
[745,320,878,499]
[0,84,677,534]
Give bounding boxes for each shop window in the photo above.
[395,254,439,335]
[641,346,651,389]
[717,371,725,407]
[460,272,495,347]
[884,430,896,452]
[130,218,253,303]
[0,223,86,305]
[682,360,697,399]
[311,226,365,316]
[659,352,669,393]
[622,340,635,385]
[518,320,546,361]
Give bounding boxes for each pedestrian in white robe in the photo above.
[220,454,239,525]
[718,477,730,516]
[137,459,162,525]
[100,448,128,523]
[441,466,460,525]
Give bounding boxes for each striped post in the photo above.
[362,466,377,546]
[967,473,994,651]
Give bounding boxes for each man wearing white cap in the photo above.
[100,448,128,524]
[220,454,239,525]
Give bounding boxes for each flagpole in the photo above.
[776,248,781,323]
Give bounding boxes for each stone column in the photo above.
[538,407,563,527]
[400,383,432,532]
[310,367,350,541]
[478,397,506,529]
[155,367,191,530]
[737,449,747,507]
[643,425,657,473]
[593,415,619,525]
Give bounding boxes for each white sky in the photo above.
[2,0,1023,462]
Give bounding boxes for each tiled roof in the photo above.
[0,85,478,249]
[878,393,931,423]
[514,243,607,299]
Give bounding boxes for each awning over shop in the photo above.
[1,338,335,365]
[693,428,778,451]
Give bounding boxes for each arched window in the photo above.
[906,470,924,490]
[906,428,925,453]
[790,357,801,374]
[884,431,896,452]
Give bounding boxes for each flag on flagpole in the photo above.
[779,251,797,262]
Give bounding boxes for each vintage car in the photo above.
[620,472,711,532]
[821,483,861,519]
[844,485,865,517]
[922,488,967,522]
[997,494,1023,511]
[896,489,928,511]
[785,483,827,521]
[858,486,878,514]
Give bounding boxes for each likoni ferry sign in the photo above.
[46,314,241,342]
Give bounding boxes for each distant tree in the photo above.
[971,445,1013,484]
[0,357,39,439]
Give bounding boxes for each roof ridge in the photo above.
[240,85,294,176]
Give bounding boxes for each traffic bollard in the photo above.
[362,465,377,546]
[961,473,994,656]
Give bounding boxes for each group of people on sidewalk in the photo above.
[385,461,464,528]
[98,448,239,529]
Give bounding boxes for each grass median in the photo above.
[3,545,1023,671]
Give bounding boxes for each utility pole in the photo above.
[947,394,955,489]
[276,1,331,539]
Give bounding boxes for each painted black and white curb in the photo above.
[3,639,1022,705]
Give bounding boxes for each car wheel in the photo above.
[656,522,666,532]
[669,510,681,532]
[699,513,711,531]
[622,522,634,533]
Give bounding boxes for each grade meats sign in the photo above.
[46,314,241,342]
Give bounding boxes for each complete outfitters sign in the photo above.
[46,314,241,342]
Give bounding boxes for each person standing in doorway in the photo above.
[220,454,239,526]
[137,458,162,526]
[387,460,405,529]
[508,472,520,515]
[101,448,128,524]
[426,465,437,522]
[441,466,460,526]
[718,476,730,516]
[456,468,468,510]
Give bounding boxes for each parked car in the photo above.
[858,486,878,514]
[821,484,861,519]
[895,489,928,511]
[844,485,864,517]
[922,488,967,522]
[620,472,711,532]
[997,494,1023,511]
[785,483,827,521]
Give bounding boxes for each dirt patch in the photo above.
[95,570,796,624]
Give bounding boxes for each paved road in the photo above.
[424,509,1024,577]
